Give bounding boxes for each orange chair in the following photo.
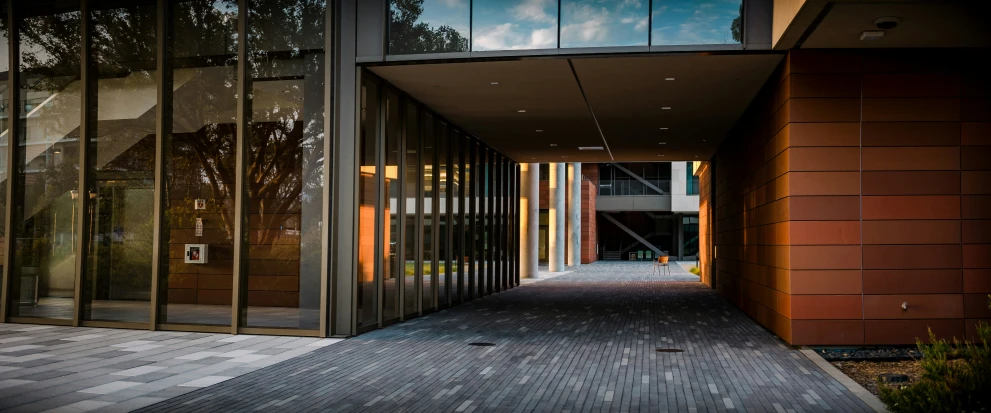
[653,255,670,276]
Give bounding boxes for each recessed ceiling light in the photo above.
[490,82,499,85]
[695,156,699,158]
[536,129,543,132]
[661,107,671,110]
[578,146,604,151]
[665,77,675,81]
[657,154,665,157]
[549,143,557,147]
[562,156,568,158]
[659,127,668,130]
[702,139,707,142]
[518,109,526,113]
[658,142,666,145]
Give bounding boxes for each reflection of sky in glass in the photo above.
[651,0,742,45]
[560,0,648,48]
[415,0,470,35]
[472,0,558,51]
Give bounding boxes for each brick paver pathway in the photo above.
[129,262,871,412]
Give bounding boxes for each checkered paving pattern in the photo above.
[135,262,872,412]
[0,325,342,412]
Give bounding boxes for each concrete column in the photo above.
[549,163,565,273]
[520,164,539,278]
[567,163,581,268]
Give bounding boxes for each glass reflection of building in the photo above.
[0,0,519,337]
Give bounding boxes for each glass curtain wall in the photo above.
[0,0,9,309]
[494,156,502,291]
[9,3,83,320]
[160,0,238,326]
[357,78,379,329]
[466,140,477,300]
[477,146,487,296]
[436,121,448,307]
[242,0,327,331]
[402,100,418,318]
[388,0,744,54]
[421,111,434,311]
[382,89,400,324]
[82,0,157,323]
[449,127,460,303]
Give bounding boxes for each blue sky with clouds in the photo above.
[407,0,740,52]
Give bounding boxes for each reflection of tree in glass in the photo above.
[731,4,742,43]
[390,0,468,54]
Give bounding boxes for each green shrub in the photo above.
[878,296,991,413]
[689,267,700,275]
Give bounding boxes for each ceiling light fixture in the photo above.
[657,154,665,157]
[549,144,558,147]
[659,127,669,130]
[658,142,667,145]
[578,146,604,151]
[665,77,675,81]
[490,81,500,85]
[536,129,543,133]
[860,30,884,41]
[518,109,526,113]
[702,139,707,142]
[661,107,671,110]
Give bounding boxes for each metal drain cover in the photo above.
[469,342,496,347]
[656,348,685,353]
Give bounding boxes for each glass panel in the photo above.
[476,147,486,296]
[448,127,460,303]
[382,89,400,322]
[242,0,326,330]
[683,215,699,256]
[388,0,469,55]
[493,157,501,291]
[421,112,434,310]
[436,122,447,306]
[0,0,9,304]
[10,6,82,320]
[358,79,379,328]
[465,139,475,300]
[651,0,743,45]
[402,101,418,317]
[471,0,558,51]
[160,0,238,326]
[560,0,648,48]
[82,1,157,323]
[485,150,494,293]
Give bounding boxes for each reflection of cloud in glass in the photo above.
[651,0,742,45]
[560,0,648,48]
[472,0,558,51]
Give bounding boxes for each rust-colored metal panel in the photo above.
[792,295,863,320]
[862,98,961,122]
[862,147,960,171]
[790,196,861,221]
[863,245,962,270]
[790,246,862,270]
[792,320,865,345]
[864,294,964,319]
[961,122,991,146]
[963,269,991,293]
[789,221,861,245]
[791,270,863,295]
[863,220,961,245]
[863,270,963,295]
[861,73,961,98]
[862,195,961,220]
[787,122,861,147]
[788,172,861,196]
[789,74,861,98]
[788,147,861,172]
[963,244,991,269]
[788,98,861,123]
[865,319,966,344]
[862,122,961,147]
[863,171,961,195]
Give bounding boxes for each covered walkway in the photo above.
[137,262,871,412]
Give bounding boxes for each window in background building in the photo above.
[472,0,558,51]
[560,0,648,48]
[651,0,743,46]
[10,5,83,320]
[389,0,469,55]
[82,0,158,323]
[686,162,699,195]
[683,215,699,257]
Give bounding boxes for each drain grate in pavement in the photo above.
[656,348,685,353]
[469,342,496,347]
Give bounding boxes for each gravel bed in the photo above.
[815,347,922,361]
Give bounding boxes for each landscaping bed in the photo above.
[816,347,924,396]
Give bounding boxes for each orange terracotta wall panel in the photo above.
[862,220,961,245]
[862,147,960,171]
[864,294,964,319]
[792,320,865,345]
[792,295,863,319]
[963,269,991,293]
[861,122,961,147]
[791,270,863,295]
[789,221,860,245]
[862,171,961,195]
[790,246,861,270]
[863,270,963,294]
[862,196,961,220]
[866,319,966,344]
[863,245,962,269]
[789,196,860,221]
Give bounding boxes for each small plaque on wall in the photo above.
[195,218,204,237]
[194,199,206,210]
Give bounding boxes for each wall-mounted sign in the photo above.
[195,218,203,237]
[185,244,208,264]
[194,199,206,210]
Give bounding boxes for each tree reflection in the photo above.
[390,0,469,54]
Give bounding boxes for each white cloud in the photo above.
[512,0,557,24]
[634,16,648,32]
[439,0,467,8]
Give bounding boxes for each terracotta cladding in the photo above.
[704,49,990,346]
